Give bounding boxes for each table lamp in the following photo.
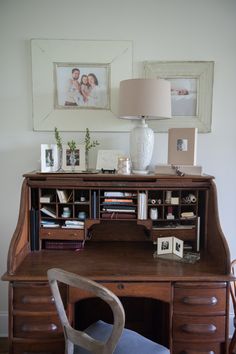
[119,78,171,174]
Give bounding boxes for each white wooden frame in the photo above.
[62,144,85,171]
[144,61,214,133]
[31,39,133,132]
[41,144,58,172]
[157,237,173,255]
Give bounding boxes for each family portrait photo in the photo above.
[54,63,110,109]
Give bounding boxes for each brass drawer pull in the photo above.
[22,295,55,304]
[117,283,124,290]
[181,323,216,334]
[22,323,58,332]
[182,296,217,306]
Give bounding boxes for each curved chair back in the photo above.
[47,268,125,354]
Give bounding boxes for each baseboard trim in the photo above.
[0,312,8,337]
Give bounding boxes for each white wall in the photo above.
[0,0,236,336]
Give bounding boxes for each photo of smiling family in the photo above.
[54,63,110,109]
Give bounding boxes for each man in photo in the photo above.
[64,68,82,106]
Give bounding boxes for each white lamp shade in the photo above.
[119,78,171,120]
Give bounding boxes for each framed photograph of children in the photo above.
[168,127,197,165]
[41,144,58,172]
[173,237,184,258]
[144,61,214,132]
[62,144,86,171]
[54,63,110,110]
[157,237,173,255]
[31,39,133,132]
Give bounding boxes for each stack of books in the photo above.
[62,220,84,229]
[41,220,60,228]
[101,192,136,219]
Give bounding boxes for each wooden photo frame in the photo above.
[144,61,214,132]
[41,144,58,172]
[168,128,197,165]
[31,39,133,132]
[62,144,86,171]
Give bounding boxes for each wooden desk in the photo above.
[1,173,232,354]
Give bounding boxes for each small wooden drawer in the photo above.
[69,282,172,304]
[174,284,226,315]
[40,228,84,240]
[14,315,63,338]
[172,340,222,354]
[152,228,196,242]
[173,315,225,342]
[13,282,66,312]
[12,339,65,354]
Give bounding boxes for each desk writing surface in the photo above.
[5,242,229,282]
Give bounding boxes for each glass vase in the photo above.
[85,150,89,171]
[57,148,63,172]
[69,151,76,172]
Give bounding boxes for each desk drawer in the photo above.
[173,315,225,342]
[13,283,56,311]
[40,228,84,240]
[69,282,171,303]
[172,341,222,354]
[12,339,64,354]
[174,287,226,315]
[14,314,63,339]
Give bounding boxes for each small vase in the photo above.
[69,151,76,172]
[57,148,63,172]
[85,150,89,171]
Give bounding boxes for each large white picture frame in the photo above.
[144,61,214,133]
[31,39,133,131]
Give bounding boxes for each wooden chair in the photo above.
[230,259,236,354]
[48,268,170,354]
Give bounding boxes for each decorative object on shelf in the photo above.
[117,156,131,175]
[168,128,198,166]
[144,61,214,133]
[166,206,175,220]
[157,236,184,258]
[62,144,86,172]
[96,150,123,171]
[155,164,202,176]
[31,39,133,132]
[40,144,58,173]
[119,78,171,174]
[54,127,63,172]
[61,207,71,218]
[150,208,158,220]
[84,128,100,171]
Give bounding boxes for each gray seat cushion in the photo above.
[75,320,170,354]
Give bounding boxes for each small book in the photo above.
[40,206,56,218]
[40,194,53,203]
[57,189,71,203]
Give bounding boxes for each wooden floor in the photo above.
[0,338,8,354]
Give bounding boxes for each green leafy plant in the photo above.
[67,140,77,152]
[54,127,62,150]
[84,128,99,153]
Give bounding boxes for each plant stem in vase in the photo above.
[69,151,76,172]
[57,148,64,172]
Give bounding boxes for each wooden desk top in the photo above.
[2,242,231,282]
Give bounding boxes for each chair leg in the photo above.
[229,330,236,354]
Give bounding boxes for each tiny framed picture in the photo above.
[96,150,123,171]
[173,237,184,258]
[168,127,197,165]
[62,144,86,171]
[41,144,58,173]
[157,237,173,255]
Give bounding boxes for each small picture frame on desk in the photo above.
[41,144,58,172]
[157,237,173,255]
[168,127,197,165]
[62,144,86,171]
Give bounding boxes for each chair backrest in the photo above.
[231,260,236,315]
[47,268,125,354]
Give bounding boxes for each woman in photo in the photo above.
[87,73,99,106]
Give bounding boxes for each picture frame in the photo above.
[157,237,173,255]
[144,61,214,133]
[96,150,124,171]
[41,144,58,172]
[173,237,184,258]
[31,39,133,132]
[168,128,197,165]
[62,144,86,171]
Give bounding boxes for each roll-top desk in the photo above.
[1,172,232,354]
